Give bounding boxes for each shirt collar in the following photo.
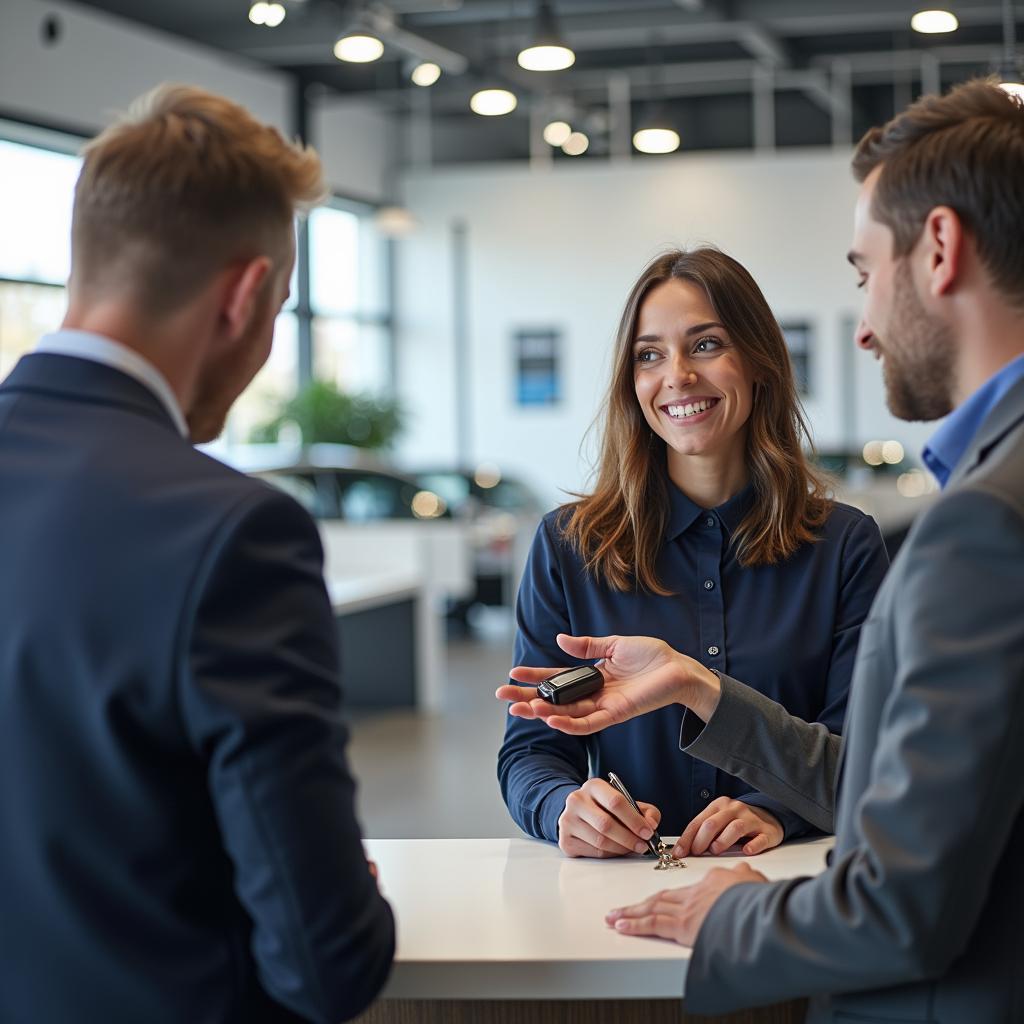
[922,352,1024,489]
[665,478,755,541]
[35,330,189,439]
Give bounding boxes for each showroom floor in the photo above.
[346,611,525,840]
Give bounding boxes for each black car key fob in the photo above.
[536,665,603,705]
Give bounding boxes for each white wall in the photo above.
[0,0,395,202]
[0,0,290,133]
[394,151,936,507]
[312,98,397,205]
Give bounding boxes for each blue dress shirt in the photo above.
[499,483,889,842]
[922,353,1024,489]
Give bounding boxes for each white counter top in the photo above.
[327,571,421,615]
[366,835,833,1000]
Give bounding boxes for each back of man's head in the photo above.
[70,84,325,317]
[852,79,1024,308]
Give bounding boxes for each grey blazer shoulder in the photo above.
[681,375,1024,1024]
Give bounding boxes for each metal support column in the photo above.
[451,220,471,465]
[292,78,314,387]
[753,65,775,152]
[608,73,632,162]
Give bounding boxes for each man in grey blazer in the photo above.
[498,79,1024,1022]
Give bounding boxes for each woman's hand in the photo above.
[495,633,721,734]
[673,798,783,857]
[557,778,662,858]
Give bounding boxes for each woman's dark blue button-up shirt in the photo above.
[498,484,889,841]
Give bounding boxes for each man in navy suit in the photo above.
[0,85,394,1023]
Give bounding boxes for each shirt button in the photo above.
[705,516,715,527]
[704,580,715,590]
[708,645,719,656]
[699,789,711,800]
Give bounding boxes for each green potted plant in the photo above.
[252,379,404,450]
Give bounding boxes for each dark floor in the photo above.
[345,611,525,840]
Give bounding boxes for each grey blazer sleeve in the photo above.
[683,486,1024,1015]
[679,674,840,834]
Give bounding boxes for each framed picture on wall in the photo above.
[779,320,814,396]
[514,327,562,406]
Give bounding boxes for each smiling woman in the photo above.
[498,246,891,865]
[569,248,833,591]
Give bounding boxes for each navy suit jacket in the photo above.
[0,354,394,1023]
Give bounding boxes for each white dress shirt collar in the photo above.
[35,329,189,438]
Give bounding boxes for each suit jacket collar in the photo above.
[947,374,1024,489]
[1,353,185,438]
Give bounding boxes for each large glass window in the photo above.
[218,202,392,448]
[0,138,79,285]
[0,126,393,444]
[309,202,392,396]
[0,132,81,379]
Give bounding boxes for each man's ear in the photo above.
[920,206,964,299]
[220,256,272,340]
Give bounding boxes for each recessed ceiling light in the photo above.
[470,89,518,116]
[910,10,959,33]
[334,34,385,63]
[543,120,572,146]
[411,62,442,87]
[633,128,680,154]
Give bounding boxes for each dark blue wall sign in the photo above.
[515,328,561,406]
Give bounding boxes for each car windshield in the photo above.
[415,473,472,512]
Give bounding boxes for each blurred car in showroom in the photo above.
[407,464,546,624]
[255,461,451,524]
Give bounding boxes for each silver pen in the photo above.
[607,771,665,857]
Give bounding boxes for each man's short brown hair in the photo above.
[71,84,326,314]
[852,79,1024,307]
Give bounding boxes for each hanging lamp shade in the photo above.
[633,105,680,154]
[518,2,575,71]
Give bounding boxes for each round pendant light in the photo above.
[334,34,384,63]
[633,127,680,154]
[411,62,442,87]
[543,120,572,146]
[910,10,959,34]
[561,131,589,156]
[518,2,575,71]
[470,88,518,116]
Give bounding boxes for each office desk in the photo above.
[355,836,833,1023]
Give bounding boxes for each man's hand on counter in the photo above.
[605,863,769,947]
[495,633,721,735]
[557,778,662,859]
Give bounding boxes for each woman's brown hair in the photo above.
[562,247,832,595]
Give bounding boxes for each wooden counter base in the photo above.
[355,997,808,1024]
